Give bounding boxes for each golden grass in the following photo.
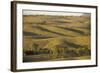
[23,14,91,62]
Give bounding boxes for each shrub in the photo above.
[24,50,34,55]
[64,49,78,57]
[78,48,91,56]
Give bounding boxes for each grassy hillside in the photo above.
[23,14,91,62]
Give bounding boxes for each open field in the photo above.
[23,14,91,62]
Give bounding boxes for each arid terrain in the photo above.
[23,13,91,62]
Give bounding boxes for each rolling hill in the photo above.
[23,14,91,62]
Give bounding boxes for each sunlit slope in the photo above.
[24,36,90,50]
[24,25,90,37]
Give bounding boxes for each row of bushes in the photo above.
[64,48,90,57]
[24,43,91,58]
[24,47,90,58]
[24,48,51,55]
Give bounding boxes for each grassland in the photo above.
[23,14,91,62]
